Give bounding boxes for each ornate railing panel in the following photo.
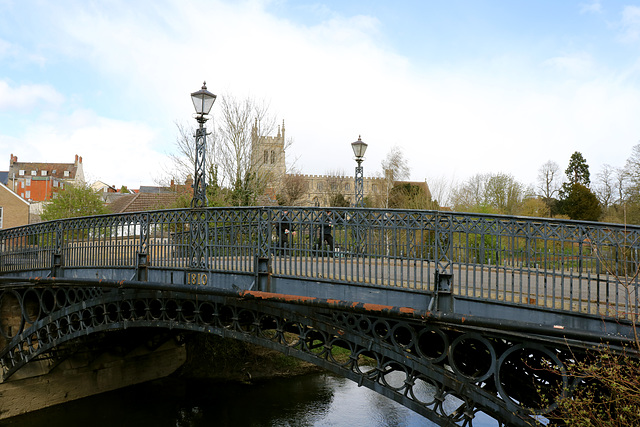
[0,207,638,320]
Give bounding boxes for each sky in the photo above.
[1,0,640,199]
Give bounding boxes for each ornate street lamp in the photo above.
[351,136,368,207]
[190,82,217,208]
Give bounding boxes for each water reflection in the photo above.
[2,373,436,427]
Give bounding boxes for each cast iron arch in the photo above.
[0,284,575,427]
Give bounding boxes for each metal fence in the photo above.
[0,207,638,320]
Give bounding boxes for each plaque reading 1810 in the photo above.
[185,271,208,285]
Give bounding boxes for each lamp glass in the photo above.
[351,137,368,159]
[191,86,217,115]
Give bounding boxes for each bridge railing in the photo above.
[0,207,638,320]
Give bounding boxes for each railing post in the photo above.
[51,221,63,278]
[255,207,271,292]
[189,209,209,271]
[433,212,454,312]
[136,213,150,281]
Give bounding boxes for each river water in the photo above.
[3,373,439,427]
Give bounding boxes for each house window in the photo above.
[41,170,47,176]
[25,190,30,199]
[53,180,58,188]
[19,170,25,176]
[25,178,31,186]
[0,207,3,228]
[31,170,37,176]
[64,170,70,177]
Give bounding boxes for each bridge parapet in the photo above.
[0,207,638,332]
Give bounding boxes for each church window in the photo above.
[345,183,350,191]
[271,151,275,164]
[264,150,269,164]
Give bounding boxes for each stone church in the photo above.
[251,121,384,207]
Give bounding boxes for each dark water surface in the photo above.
[2,373,436,427]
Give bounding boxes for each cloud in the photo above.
[543,53,594,75]
[1,0,640,192]
[0,80,64,112]
[2,109,169,187]
[618,5,640,43]
[579,1,602,14]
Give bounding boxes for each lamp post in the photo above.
[351,136,368,207]
[351,136,368,256]
[189,82,216,271]
[190,82,217,208]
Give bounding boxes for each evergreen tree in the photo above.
[565,151,590,187]
[558,152,601,221]
[557,183,602,221]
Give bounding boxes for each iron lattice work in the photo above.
[0,281,581,426]
[355,163,364,207]
[0,207,638,321]
[191,124,208,208]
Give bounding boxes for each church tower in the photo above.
[250,119,287,199]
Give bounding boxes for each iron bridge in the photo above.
[0,206,638,426]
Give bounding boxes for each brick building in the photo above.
[0,182,30,229]
[7,154,85,202]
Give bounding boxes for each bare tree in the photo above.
[161,121,218,187]
[324,169,350,207]
[537,160,561,199]
[595,164,616,209]
[277,172,307,206]
[214,95,277,200]
[536,160,561,217]
[624,143,640,188]
[427,175,457,209]
[380,146,410,208]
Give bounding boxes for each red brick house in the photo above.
[7,154,85,202]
